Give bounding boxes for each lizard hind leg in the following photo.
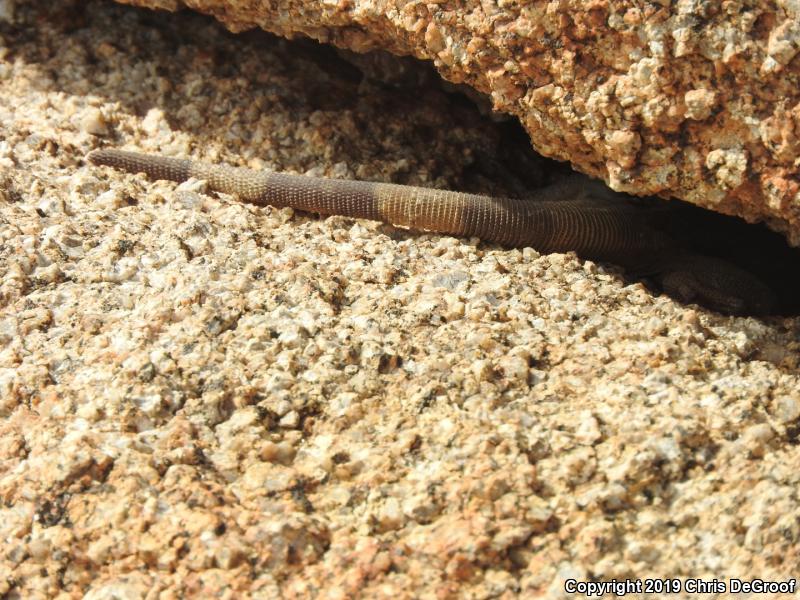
[657,255,776,316]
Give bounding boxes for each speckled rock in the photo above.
[2,2,800,599]
[106,0,800,245]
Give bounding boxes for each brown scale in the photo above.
[87,149,776,315]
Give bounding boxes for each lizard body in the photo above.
[87,149,776,315]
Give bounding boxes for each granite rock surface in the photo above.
[108,0,800,244]
[1,2,799,598]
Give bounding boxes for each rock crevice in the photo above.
[113,0,800,243]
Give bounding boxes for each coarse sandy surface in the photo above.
[1,2,799,598]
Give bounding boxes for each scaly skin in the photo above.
[87,149,776,315]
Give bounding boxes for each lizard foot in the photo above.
[658,255,776,316]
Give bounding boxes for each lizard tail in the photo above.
[88,149,192,183]
[87,149,669,268]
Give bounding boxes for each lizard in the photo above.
[87,148,777,316]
